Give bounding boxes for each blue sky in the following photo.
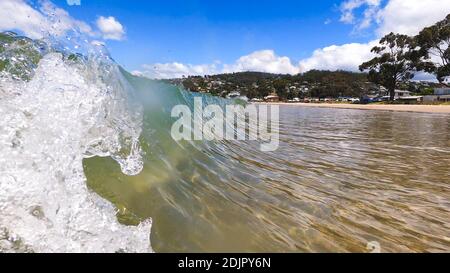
[1,0,449,78]
[56,0,371,68]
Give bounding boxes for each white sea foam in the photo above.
[0,53,151,253]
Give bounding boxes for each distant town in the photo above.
[167,71,450,104]
[166,13,450,105]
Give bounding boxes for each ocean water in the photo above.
[1,32,450,253]
[0,35,151,252]
[85,100,450,253]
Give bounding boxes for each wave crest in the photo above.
[0,49,151,252]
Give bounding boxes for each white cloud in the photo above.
[0,0,92,39]
[40,1,93,36]
[135,44,377,78]
[0,0,126,43]
[299,41,378,72]
[0,0,50,39]
[376,0,450,36]
[302,0,450,73]
[135,50,299,79]
[340,0,450,36]
[135,0,450,79]
[223,50,300,75]
[96,16,125,41]
[339,0,381,30]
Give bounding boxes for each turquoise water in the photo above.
[85,75,450,252]
[2,31,450,253]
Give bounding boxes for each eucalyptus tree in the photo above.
[413,14,450,85]
[360,33,415,101]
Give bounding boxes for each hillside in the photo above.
[168,70,439,100]
[169,71,375,100]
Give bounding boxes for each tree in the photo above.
[273,78,288,99]
[359,33,415,101]
[413,14,450,85]
[256,81,271,98]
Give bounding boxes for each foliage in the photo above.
[173,70,371,99]
[0,32,44,80]
[359,33,415,100]
[413,14,450,84]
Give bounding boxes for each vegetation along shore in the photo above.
[168,14,450,107]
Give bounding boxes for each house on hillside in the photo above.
[380,89,412,100]
[227,91,241,99]
[264,92,280,102]
[227,91,249,102]
[423,88,450,102]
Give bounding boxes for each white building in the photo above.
[434,88,450,95]
[423,88,450,102]
[227,91,241,99]
[381,89,412,100]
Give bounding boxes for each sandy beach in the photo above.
[256,102,450,114]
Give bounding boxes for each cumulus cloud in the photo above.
[299,41,378,72]
[135,50,299,79]
[376,0,450,36]
[223,50,300,75]
[303,0,450,73]
[0,0,48,39]
[96,16,125,41]
[0,0,92,39]
[134,43,381,79]
[339,0,381,30]
[40,1,93,36]
[135,0,450,79]
[340,0,450,36]
[0,0,126,43]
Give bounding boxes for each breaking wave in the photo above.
[0,32,152,252]
[2,31,450,253]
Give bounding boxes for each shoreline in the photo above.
[254,102,450,114]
